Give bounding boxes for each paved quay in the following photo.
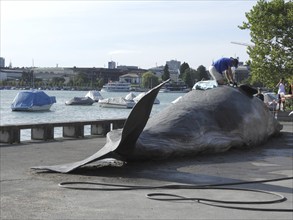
[1,121,292,220]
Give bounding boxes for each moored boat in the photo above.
[11,90,56,111]
[65,97,94,105]
[133,92,160,104]
[124,92,136,101]
[98,97,135,109]
[85,90,103,102]
[101,81,131,92]
[160,82,190,93]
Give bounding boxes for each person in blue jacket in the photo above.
[209,57,239,86]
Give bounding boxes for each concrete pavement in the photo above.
[1,121,292,219]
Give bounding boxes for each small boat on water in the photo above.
[159,80,189,93]
[65,97,94,105]
[124,92,136,101]
[85,90,103,102]
[192,80,218,90]
[98,97,135,109]
[101,81,131,92]
[160,83,189,93]
[11,90,56,111]
[133,92,160,104]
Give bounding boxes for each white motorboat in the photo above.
[124,92,136,101]
[85,90,103,102]
[101,81,131,92]
[98,97,135,109]
[11,90,56,111]
[133,92,160,104]
[65,97,95,105]
[160,82,190,93]
[192,80,218,90]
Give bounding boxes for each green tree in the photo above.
[67,78,74,87]
[34,78,43,88]
[74,72,89,87]
[239,0,293,88]
[97,78,104,88]
[183,71,192,88]
[197,65,209,80]
[179,62,190,79]
[51,77,65,86]
[162,64,170,81]
[183,68,198,88]
[21,70,34,87]
[142,71,159,89]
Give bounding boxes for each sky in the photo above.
[1,0,257,69]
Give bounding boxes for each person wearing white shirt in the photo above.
[276,78,286,111]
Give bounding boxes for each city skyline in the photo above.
[1,1,256,69]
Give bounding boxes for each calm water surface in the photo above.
[0,89,183,140]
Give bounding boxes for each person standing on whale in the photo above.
[209,57,239,86]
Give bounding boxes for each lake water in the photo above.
[0,89,183,140]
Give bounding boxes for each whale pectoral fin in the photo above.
[116,79,170,155]
[239,84,257,98]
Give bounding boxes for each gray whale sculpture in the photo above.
[32,80,282,173]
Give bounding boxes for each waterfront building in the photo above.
[0,57,5,68]
[119,73,140,84]
[0,69,24,81]
[166,60,181,82]
[234,62,250,83]
[108,61,116,69]
[166,59,181,71]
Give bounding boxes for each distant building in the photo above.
[0,57,5,68]
[108,61,116,69]
[234,62,250,83]
[149,66,164,78]
[117,65,139,71]
[33,67,74,84]
[166,60,181,82]
[73,67,128,84]
[148,60,182,82]
[166,60,181,71]
[119,73,140,84]
[0,69,23,81]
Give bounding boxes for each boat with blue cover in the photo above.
[11,90,56,111]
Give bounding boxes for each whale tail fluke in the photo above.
[31,79,170,173]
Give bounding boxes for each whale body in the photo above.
[32,80,282,173]
[122,86,282,160]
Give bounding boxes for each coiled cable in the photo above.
[59,176,293,212]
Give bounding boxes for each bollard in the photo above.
[63,125,84,138]
[91,123,110,136]
[0,127,21,144]
[31,126,54,141]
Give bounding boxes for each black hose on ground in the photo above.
[59,176,293,212]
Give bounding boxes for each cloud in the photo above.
[1,1,256,68]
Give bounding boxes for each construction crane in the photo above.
[231,41,254,47]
